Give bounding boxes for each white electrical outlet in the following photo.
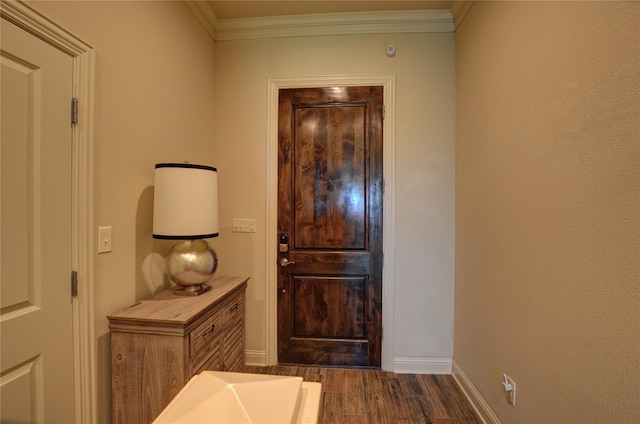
[232,218,256,233]
[502,373,516,406]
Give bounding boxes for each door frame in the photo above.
[1,1,96,422]
[266,74,396,370]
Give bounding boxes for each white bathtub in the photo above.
[153,371,322,424]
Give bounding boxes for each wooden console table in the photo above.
[108,275,249,424]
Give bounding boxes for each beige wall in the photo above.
[17,0,639,422]
[27,1,216,422]
[212,32,456,366]
[455,2,640,423]
[23,2,456,421]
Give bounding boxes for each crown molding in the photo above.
[185,4,455,41]
[216,10,453,40]
[185,0,218,40]
[451,1,474,31]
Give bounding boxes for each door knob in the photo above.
[279,258,296,267]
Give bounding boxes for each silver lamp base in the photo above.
[166,239,217,296]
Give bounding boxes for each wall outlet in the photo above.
[502,373,516,406]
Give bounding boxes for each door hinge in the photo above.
[71,97,78,125]
[71,270,78,297]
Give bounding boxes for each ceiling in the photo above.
[206,1,455,20]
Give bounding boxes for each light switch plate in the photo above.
[232,219,256,233]
[98,226,112,253]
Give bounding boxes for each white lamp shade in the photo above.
[153,163,219,239]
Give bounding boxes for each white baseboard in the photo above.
[244,349,451,374]
[245,352,453,374]
[245,349,268,367]
[451,360,500,424]
[393,357,452,374]
[244,349,461,384]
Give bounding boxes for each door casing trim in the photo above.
[0,1,97,421]
[266,74,396,370]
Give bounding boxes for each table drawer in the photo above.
[191,339,223,376]
[223,291,245,325]
[223,317,244,369]
[190,309,223,356]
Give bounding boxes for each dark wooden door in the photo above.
[277,86,383,367]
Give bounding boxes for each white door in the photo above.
[1,18,75,424]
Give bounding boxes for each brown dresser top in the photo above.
[108,275,249,331]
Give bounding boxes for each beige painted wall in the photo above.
[212,32,456,366]
[27,1,216,422]
[23,2,455,421]
[455,2,639,423]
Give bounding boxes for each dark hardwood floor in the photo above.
[244,365,482,424]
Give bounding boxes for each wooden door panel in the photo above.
[278,86,383,367]
[288,251,370,273]
[287,338,369,367]
[294,105,366,249]
[293,276,365,338]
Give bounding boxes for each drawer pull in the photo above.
[229,303,239,312]
[202,323,216,337]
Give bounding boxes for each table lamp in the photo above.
[153,163,218,295]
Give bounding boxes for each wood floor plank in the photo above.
[361,370,391,424]
[302,366,322,377]
[243,366,481,424]
[304,372,323,383]
[320,367,345,393]
[343,369,366,415]
[398,373,427,397]
[436,374,482,423]
[342,414,367,424]
[382,375,412,423]
[404,395,432,424]
[417,374,452,419]
[320,392,343,424]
